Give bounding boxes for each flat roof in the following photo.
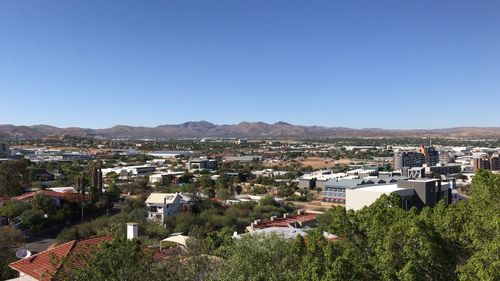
[407,179,438,182]
[146,193,179,204]
[350,183,412,193]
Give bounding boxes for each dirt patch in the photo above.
[299,157,352,169]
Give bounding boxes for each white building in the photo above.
[251,169,289,178]
[101,165,156,179]
[46,186,77,193]
[148,151,194,158]
[146,193,182,224]
[345,184,414,211]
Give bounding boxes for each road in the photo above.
[24,237,56,254]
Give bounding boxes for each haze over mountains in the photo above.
[1,121,500,139]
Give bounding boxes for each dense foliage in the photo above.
[69,170,499,281]
[0,227,24,280]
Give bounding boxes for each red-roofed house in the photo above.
[11,190,67,207]
[8,236,113,281]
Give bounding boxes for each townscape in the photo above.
[1,1,499,280]
[0,134,499,280]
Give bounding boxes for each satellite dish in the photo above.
[15,249,32,259]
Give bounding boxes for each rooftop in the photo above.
[146,192,180,205]
[9,236,112,281]
[349,183,411,193]
[407,178,439,182]
[12,190,67,201]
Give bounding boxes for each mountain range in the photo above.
[1,121,500,139]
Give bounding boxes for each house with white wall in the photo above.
[146,193,181,224]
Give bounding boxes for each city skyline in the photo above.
[1,0,499,129]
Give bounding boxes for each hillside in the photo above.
[1,122,500,139]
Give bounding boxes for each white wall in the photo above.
[346,188,413,211]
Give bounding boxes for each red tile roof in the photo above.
[9,236,112,281]
[9,241,75,281]
[12,190,66,201]
[253,212,319,229]
[53,236,113,281]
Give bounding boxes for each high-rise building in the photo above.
[419,145,439,166]
[393,152,425,170]
[489,155,500,171]
[472,157,490,171]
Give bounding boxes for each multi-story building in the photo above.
[394,146,440,170]
[188,158,218,172]
[298,170,352,189]
[346,179,451,211]
[346,184,415,211]
[393,152,425,170]
[146,193,182,224]
[419,145,439,166]
[472,157,490,171]
[490,155,500,171]
[424,163,462,176]
[322,176,407,204]
[397,179,451,209]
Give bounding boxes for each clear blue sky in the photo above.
[0,0,499,129]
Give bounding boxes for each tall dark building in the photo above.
[397,179,451,210]
[419,145,439,166]
[472,157,490,171]
[393,152,425,170]
[490,156,500,171]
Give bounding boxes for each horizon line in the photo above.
[1,121,499,131]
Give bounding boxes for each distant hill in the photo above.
[1,122,500,139]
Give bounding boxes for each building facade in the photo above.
[346,179,451,211]
[146,193,182,224]
[393,152,425,170]
[322,176,407,204]
[188,158,218,171]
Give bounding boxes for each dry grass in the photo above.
[298,157,351,169]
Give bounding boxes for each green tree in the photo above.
[0,201,30,219]
[70,238,155,281]
[20,209,46,234]
[31,194,57,215]
[0,227,24,279]
[198,175,214,188]
[214,234,299,281]
[0,159,30,196]
[216,188,231,200]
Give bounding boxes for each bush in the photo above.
[20,209,45,234]
[0,201,30,219]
